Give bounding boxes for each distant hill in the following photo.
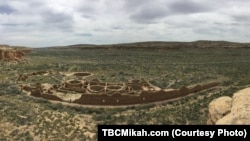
[54,40,250,50]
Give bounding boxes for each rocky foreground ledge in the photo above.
[208,87,250,124]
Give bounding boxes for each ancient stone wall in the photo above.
[72,82,219,106]
[19,71,220,106]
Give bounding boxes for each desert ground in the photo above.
[1,41,250,140]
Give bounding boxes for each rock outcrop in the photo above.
[0,45,31,63]
[208,87,250,124]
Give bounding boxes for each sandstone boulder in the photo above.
[208,87,250,124]
[208,96,232,124]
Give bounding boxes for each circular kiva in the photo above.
[73,72,92,77]
[89,79,101,85]
[88,85,105,93]
[69,80,81,83]
[65,80,82,88]
[106,85,124,92]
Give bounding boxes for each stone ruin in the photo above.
[0,45,31,64]
[18,70,220,106]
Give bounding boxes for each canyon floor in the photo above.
[1,41,250,140]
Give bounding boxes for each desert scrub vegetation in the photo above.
[23,48,250,87]
[0,95,98,140]
[1,47,250,140]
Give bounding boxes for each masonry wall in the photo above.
[73,82,219,106]
[28,81,219,106]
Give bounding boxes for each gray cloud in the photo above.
[123,0,168,23]
[0,4,15,14]
[169,1,212,14]
[124,0,165,23]
[123,0,152,11]
[130,6,168,23]
[40,14,73,32]
[26,1,73,28]
[27,1,48,11]
[124,0,214,23]
[42,10,72,25]
[232,15,250,23]
[112,26,124,30]
[76,33,93,36]
[1,0,250,47]
[74,0,101,18]
[27,1,74,32]
[1,23,19,26]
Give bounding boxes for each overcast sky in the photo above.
[0,0,250,47]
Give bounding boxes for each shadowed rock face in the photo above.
[208,87,250,124]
